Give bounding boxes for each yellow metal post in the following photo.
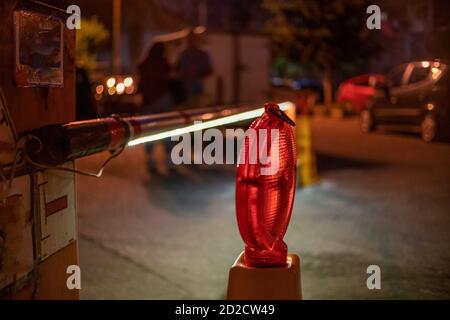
[297,115,319,187]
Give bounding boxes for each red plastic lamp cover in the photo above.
[236,103,296,267]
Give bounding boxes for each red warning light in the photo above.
[236,103,296,267]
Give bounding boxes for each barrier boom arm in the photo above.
[24,102,294,166]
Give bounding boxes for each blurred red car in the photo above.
[336,74,386,113]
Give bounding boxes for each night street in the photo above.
[3,0,450,310]
[77,117,450,299]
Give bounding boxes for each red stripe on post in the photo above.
[45,195,68,217]
[104,119,126,149]
[127,118,142,139]
[179,111,192,124]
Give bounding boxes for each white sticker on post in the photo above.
[37,162,77,260]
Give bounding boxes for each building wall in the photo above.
[203,33,271,105]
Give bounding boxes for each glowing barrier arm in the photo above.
[24,102,294,166]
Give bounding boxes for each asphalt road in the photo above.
[76,116,450,299]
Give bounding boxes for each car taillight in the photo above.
[236,103,296,267]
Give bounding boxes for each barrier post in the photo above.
[0,0,78,299]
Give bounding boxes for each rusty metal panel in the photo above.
[0,174,34,291]
[0,89,17,171]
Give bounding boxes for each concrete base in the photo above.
[227,251,302,300]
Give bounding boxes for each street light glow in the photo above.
[108,86,116,95]
[124,77,133,87]
[116,82,125,94]
[107,77,116,88]
[96,85,104,94]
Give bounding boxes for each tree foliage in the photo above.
[264,0,382,77]
[76,17,109,72]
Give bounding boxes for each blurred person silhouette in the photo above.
[176,31,212,108]
[137,42,173,176]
